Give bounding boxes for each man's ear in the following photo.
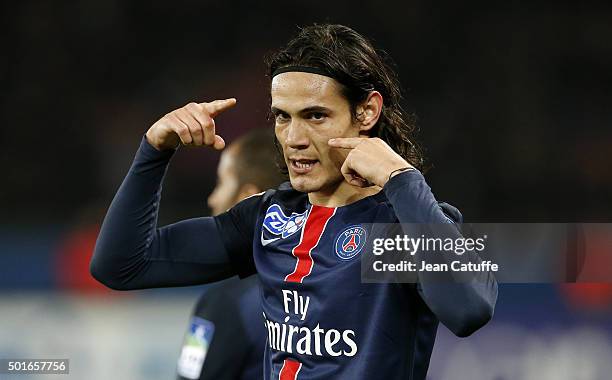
[356,91,383,135]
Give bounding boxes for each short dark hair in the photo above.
[267,23,425,171]
[232,128,287,191]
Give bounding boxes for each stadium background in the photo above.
[1,1,611,379]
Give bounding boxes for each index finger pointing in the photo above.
[328,137,367,149]
[201,98,237,117]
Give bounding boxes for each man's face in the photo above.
[207,148,241,215]
[271,72,358,194]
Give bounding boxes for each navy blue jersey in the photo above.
[91,137,498,380]
[215,180,491,380]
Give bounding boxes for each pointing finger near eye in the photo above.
[328,137,367,149]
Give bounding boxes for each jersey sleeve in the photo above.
[90,136,238,290]
[383,169,498,337]
[214,193,265,278]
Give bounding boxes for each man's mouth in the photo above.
[289,158,319,174]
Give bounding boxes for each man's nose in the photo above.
[285,120,310,149]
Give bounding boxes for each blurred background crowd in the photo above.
[1,1,611,379]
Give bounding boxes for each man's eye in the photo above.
[309,112,326,120]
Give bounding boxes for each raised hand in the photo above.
[145,98,237,151]
[328,137,414,188]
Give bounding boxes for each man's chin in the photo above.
[289,176,320,193]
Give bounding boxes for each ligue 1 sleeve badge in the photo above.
[334,225,367,260]
[177,317,215,379]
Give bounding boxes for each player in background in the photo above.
[176,128,285,380]
[91,24,497,379]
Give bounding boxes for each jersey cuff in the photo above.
[139,135,176,160]
[383,168,425,193]
[128,136,177,179]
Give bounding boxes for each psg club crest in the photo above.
[261,204,308,246]
[335,225,367,260]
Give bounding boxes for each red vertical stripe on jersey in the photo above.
[285,206,336,283]
[279,358,302,380]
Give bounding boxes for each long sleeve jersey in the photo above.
[91,137,497,380]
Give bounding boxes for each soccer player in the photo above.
[176,128,285,380]
[91,24,497,379]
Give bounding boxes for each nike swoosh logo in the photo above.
[261,234,280,246]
